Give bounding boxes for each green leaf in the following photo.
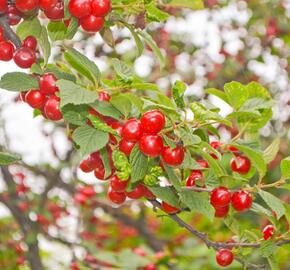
[122,22,144,56]
[258,189,285,219]
[179,190,215,221]
[148,186,180,208]
[0,152,21,165]
[38,26,51,65]
[72,125,109,157]
[172,80,186,109]
[110,94,132,118]
[280,157,290,179]
[16,17,42,40]
[47,21,67,41]
[146,2,169,22]
[90,101,122,120]
[100,27,115,48]
[112,59,133,82]
[64,48,100,85]
[0,72,38,91]
[260,240,277,258]
[163,164,182,192]
[166,0,204,9]
[267,256,280,270]
[246,81,271,100]
[175,128,201,146]
[100,147,112,179]
[65,17,79,39]
[206,88,229,105]
[224,81,248,110]
[129,146,148,183]
[61,104,89,125]
[45,65,76,82]
[57,80,98,107]
[263,138,280,164]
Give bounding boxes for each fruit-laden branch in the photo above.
[0,14,22,48]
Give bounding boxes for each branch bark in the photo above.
[0,14,22,48]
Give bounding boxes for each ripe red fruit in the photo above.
[122,119,143,142]
[74,193,87,205]
[44,96,62,121]
[110,175,129,192]
[98,91,110,101]
[13,47,36,68]
[107,187,126,204]
[216,249,234,267]
[139,135,163,158]
[39,73,59,95]
[39,0,58,10]
[78,186,96,197]
[7,6,22,25]
[68,0,91,18]
[79,152,102,173]
[80,15,104,32]
[0,41,14,61]
[25,90,46,109]
[210,141,222,149]
[91,0,111,17]
[109,121,123,144]
[196,159,209,168]
[15,0,38,12]
[161,146,185,166]
[0,0,8,13]
[214,205,229,218]
[230,155,251,174]
[262,225,275,240]
[161,201,180,214]
[143,186,156,200]
[140,110,165,134]
[44,1,64,20]
[0,27,4,41]
[119,139,135,156]
[210,187,231,208]
[186,170,203,187]
[126,184,145,199]
[23,36,37,51]
[231,190,252,212]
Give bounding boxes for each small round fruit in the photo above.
[39,0,58,10]
[161,201,180,214]
[0,41,14,61]
[231,190,252,212]
[91,0,111,17]
[80,15,104,32]
[25,90,46,109]
[13,47,36,68]
[68,0,91,18]
[15,0,38,12]
[196,159,209,168]
[79,152,103,173]
[186,170,203,187]
[126,184,145,199]
[98,91,110,101]
[78,186,96,197]
[23,36,37,51]
[230,155,251,174]
[0,27,4,41]
[107,187,126,204]
[74,193,87,205]
[110,175,129,192]
[7,5,22,25]
[0,0,8,14]
[210,187,231,208]
[139,135,163,158]
[44,1,64,20]
[119,139,135,156]
[44,96,62,121]
[39,73,59,95]
[262,225,275,240]
[140,110,165,134]
[121,119,143,142]
[216,249,234,267]
[214,205,229,218]
[161,146,185,166]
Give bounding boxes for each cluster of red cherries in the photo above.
[20,72,63,121]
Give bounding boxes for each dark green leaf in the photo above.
[129,146,148,183]
[148,186,180,208]
[0,72,38,91]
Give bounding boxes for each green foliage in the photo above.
[0,152,21,165]
[0,72,38,91]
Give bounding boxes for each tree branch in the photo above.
[0,14,22,48]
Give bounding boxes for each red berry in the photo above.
[39,0,58,10]
[143,264,156,270]
[110,175,129,192]
[214,205,229,218]
[80,15,104,32]
[44,1,64,21]
[44,96,62,121]
[126,184,145,199]
[122,119,143,142]
[23,36,37,51]
[68,0,91,18]
[74,193,87,205]
[39,73,59,95]
[210,187,231,208]
[161,146,185,166]
[119,139,135,156]
[0,0,8,13]
[79,152,102,173]
[210,141,222,149]
[143,186,156,200]
[13,47,36,69]
[98,91,110,101]
[196,159,209,168]
[230,155,251,174]
[216,249,233,267]
[15,0,38,12]
[0,41,14,61]
[262,225,275,240]
[228,146,239,153]
[90,0,111,17]
[186,170,203,187]
[161,201,180,214]
[78,186,96,197]
[109,121,123,144]
[107,187,126,204]
[25,90,46,109]
[140,110,165,134]
[139,135,163,158]
[7,6,22,25]
[0,27,5,41]
[231,190,252,212]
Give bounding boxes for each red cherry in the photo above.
[126,184,145,199]
[143,186,156,200]
[210,187,231,208]
[121,119,143,142]
[23,36,37,51]
[79,152,102,173]
[216,249,233,267]
[39,73,59,95]
[0,27,5,41]
[231,190,252,212]
[161,146,185,166]
[186,170,203,187]
[74,193,87,205]
[230,155,251,174]
[15,0,38,12]
[210,141,222,149]
[13,47,36,69]
[25,90,46,109]
[228,146,239,153]
[214,205,229,218]
[7,5,22,25]
[0,41,14,61]
[68,0,91,18]
[139,135,163,158]
[0,0,8,13]
[196,159,209,168]
[140,110,165,134]
[107,187,126,204]
[80,15,104,32]
[44,96,62,121]
[110,175,129,192]
[143,264,156,270]
[119,139,135,156]
[78,186,96,197]
[161,201,180,214]
[98,91,111,101]
[262,225,275,240]
[90,0,111,17]
[44,1,64,20]
[39,0,58,10]
[109,121,123,144]
[70,262,80,270]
